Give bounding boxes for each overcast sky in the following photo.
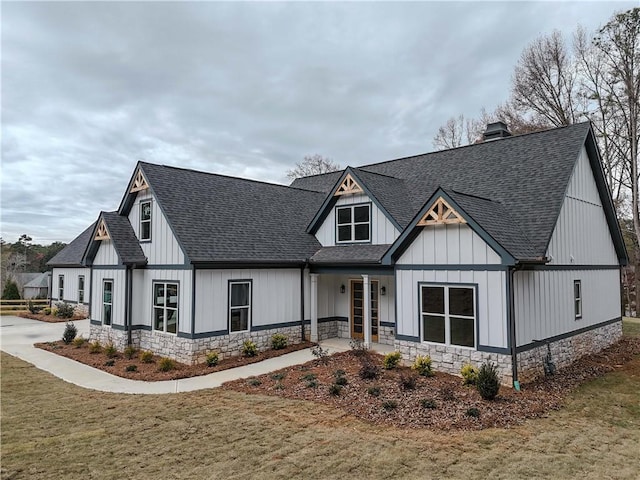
[1,1,636,245]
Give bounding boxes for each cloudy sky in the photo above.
[1,1,635,244]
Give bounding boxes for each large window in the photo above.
[153,282,178,334]
[140,201,152,241]
[229,281,251,333]
[78,275,85,303]
[574,280,582,319]
[336,204,370,243]
[103,280,113,326]
[420,285,475,348]
[58,275,64,300]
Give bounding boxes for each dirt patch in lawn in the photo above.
[18,312,86,323]
[223,337,640,431]
[35,340,313,381]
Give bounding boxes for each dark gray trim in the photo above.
[396,334,420,342]
[93,265,127,270]
[88,266,93,318]
[310,266,394,275]
[178,329,229,339]
[126,267,133,346]
[515,316,622,353]
[90,319,101,325]
[252,320,302,331]
[139,199,152,242]
[520,264,620,271]
[334,201,373,245]
[477,345,511,354]
[507,266,517,384]
[192,261,305,269]
[396,264,509,271]
[380,321,395,328]
[77,274,85,304]
[191,266,196,336]
[302,316,349,325]
[228,279,253,333]
[143,264,194,270]
[110,323,152,331]
[151,279,181,335]
[102,278,114,326]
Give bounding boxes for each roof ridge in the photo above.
[354,167,403,181]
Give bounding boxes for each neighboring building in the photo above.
[23,272,51,299]
[49,122,627,385]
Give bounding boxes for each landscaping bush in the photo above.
[271,372,286,381]
[104,359,115,367]
[242,340,258,357]
[88,341,101,354]
[158,357,176,372]
[51,307,58,317]
[139,350,154,363]
[420,398,437,409]
[104,342,117,358]
[382,399,398,411]
[359,360,380,380]
[476,362,500,400]
[398,372,418,390]
[382,351,402,370]
[305,379,319,388]
[2,280,20,300]
[247,377,262,386]
[42,307,52,316]
[205,351,219,367]
[329,384,343,396]
[72,336,86,348]
[311,344,329,364]
[349,338,368,356]
[125,364,138,372]
[466,407,480,418]
[300,373,317,382]
[124,346,138,360]
[335,375,348,386]
[411,355,434,377]
[441,386,456,401]
[274,382,284,390]
[62,322,77,344]
[55,302,74,319]
[270,333,288,350]
[367,386,381,397]
[28,300,42,314]
[461,363,479,385]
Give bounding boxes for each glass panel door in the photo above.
[350,280,379,342]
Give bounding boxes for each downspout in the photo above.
[125,266,133,346]
[508,266,519,390]
[300,260,308,342]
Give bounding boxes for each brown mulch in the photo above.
[18,312,87,323]
[35,340,313,381]
[222,337,640,431]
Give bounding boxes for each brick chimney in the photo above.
[483,121,512,141]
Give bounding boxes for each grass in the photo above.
[1,319,639,479]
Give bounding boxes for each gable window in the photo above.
[574,280,582,319]
[58,275,64,300]
[336,204,370,243]
[103,280,112,326]
[78,276,85,303]
[229,281,251,333]
[140,201,152,241]
[420,284,475,348]
[153,282,179,334]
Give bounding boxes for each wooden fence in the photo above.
[0,298,49,315]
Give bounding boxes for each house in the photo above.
[49,121,627,385]
[23,271,51,299]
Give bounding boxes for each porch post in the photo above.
[362,274,371,347]
[310,273,319,343]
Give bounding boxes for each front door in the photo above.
[350,280,379,342]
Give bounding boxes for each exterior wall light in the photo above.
[340,284,346,294]
[380,286,386,295]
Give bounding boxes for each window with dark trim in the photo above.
[229,281,251,333]
[153,282,179,334]
[336,204,370,243]
[103,280,112,326]
[78,275,85,303]
[420,284,475,348]
[140,201,152,241]
[574,280,582,319]
[58,275,64,300]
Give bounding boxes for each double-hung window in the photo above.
[336,204,370,243]
[574,280,582,319]
[78,275,85,303]
[420,285,475,348]
[153,282,179,334]
[140,201,152,241]
[103,280,113,326]
[229,281,251,333]
[58,275,64,300]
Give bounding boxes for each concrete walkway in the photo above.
[0,316,391,395]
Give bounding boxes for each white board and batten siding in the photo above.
[395,224,508,349]
[91,268,126,326]
[93,240,119,265]
[315,193,399,247]
[546,146,618,265]
[194,269,302,334]
[128,189,185,265]
[513,269,620,346]
[131,269,192,331]
[51,267,91,303]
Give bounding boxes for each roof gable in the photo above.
[47,223,96,267]
[84,212,147,266]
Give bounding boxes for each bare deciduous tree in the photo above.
[286,154,341,181]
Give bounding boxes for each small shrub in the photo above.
[271,333,288,350]
[476,362,500,400]
[271,372,286,381]
[461,364,479,385]
[311,344,329,364]
[242,340,258,357]
[247,377,262,386]
[349,338,368,356]
[124,346,138,360]
[335,375,348,386]
[42,307,52,316]
[55,302,74,319]
[274,382,284,390]
[420,398,437,409]
[158,357,176,372]
[28,300,42,314]
[125,364,138,372]
[412,355,434,377]
[334,369,346,377]
[104,342,117,358]
[62,322,77,344]
[104,359,115,367]
[382,399,398,411]
[398,372,418,390]
[441,386,456,401]
[300,373,317,382]
[382,351,402,370]
[466,407,480,418]
[72,336,86,348]
[89,341,102,354]
[205,351,219,367]
[359,361,380,380]
[51,307,58,317]
[367,386,381,397]
[306,379,319,389]
[329,384,342,396]
[139,350,154,363]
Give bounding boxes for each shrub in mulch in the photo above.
[19,312,87,323]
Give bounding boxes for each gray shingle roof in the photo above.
[24,272,51,288]
[310,244,391,264]
[47,223,95,267]
[137,163,326,263]
[290,171,343,193]
[101,212,147,266]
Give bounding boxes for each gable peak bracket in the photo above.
[334,173,364,196]
[130,169,149,193]
[417,196,467,226]
[94,219,111,240]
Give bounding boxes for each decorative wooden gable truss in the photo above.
[334,173,364,196]
[94,219,111,240]
[417,197,466,226]
[130,169,149,193]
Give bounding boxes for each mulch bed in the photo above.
[222,337,640,431]
[18,312,86,323]
[35,340,313,381]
